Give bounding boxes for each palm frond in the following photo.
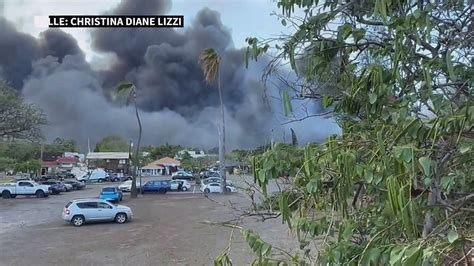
[199,48,221,84]
[113,82,135,106]
[115,82,134,95]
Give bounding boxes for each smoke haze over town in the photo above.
[0,0,340,151]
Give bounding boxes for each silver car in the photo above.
[62,198,133,227]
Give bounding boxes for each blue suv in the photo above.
[99,187,123,202]
[142,180,171,194]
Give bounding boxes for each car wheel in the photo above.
[226,187,231,193]
[114,178,119,182]
[2,190,11,199]
[182,187,188,191]
[115,213,127,224]
[10,194,17,198]
[72,215,85,227]
[36,190,45,198]
[204,188,210,194]
[98,179,103,183]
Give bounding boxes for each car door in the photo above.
[97,202,116,220]
[18,181,34,194]
[77,202,99,220]
[170,180,177,190]
[209,183,220,193]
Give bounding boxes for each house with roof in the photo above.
[141,157,181,176]
[175,149,206,160]
[86,152,130,175]
[40,152,81,175]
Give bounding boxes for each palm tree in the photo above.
[115,82,142,198]
[199,48,227,193]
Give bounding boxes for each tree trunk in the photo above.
[217,68,227,194]
[131,90,142,198]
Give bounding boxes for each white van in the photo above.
[77,169,109,183]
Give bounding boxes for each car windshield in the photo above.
[102,187,116,192]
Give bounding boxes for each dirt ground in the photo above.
[0,176,296,266]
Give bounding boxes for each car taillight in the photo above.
[64,208,70,215]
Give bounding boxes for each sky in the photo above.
[2,0,286,65]
[0,0,340,151]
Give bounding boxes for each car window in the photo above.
[65,201,73,208]
[98,202,113,209]
[77,202,98,209]
[19,182,33,187]
[102,187,116,192]
[210,183,219,187]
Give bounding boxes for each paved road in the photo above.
[0,175,296,266]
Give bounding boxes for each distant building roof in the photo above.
[57,156,79,164]
[42,161,58,168]
[142,157,180,169]
[86,152,130,160]
[141,164,165,170]
[154,157,181,166]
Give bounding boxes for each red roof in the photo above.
[57,156,79,164]
[42,161,58,168]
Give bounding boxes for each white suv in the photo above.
[62,199,133,227]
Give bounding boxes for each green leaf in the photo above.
[459,144,471,154]
[403,245,421,265]
[261,243,272,256]
[282,90,293,116]
[447,230,459,243]
[446,51,456,80]
[369,93,377,104]
[360,248,382,265]
[322,95,332,108]
[418,157,432,177]
[390,245,405,265]
[352,28,366,43]
[306,179,318,193]
[337,24,352,41]
[365,170,374,183]
[440,175,455,194]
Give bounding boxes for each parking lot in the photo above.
[0,176,294,266]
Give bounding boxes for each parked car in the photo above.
[109,174,133,182]
[64,181,86,190]
[40,175,57,181]
[201,178,234,187]
[64,183,73,192]
[41,180,66,194]
[76,169,109,183]
[99,187,123,202]
[142,180,171,194]
[62,199,133,227]
[0,180,51,198]
[118,180,141,192]
[171,171,194,180]
[202,171,220,179]
[170,179,191,191]
[201,182,236,194]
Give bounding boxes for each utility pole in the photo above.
[39,143,44,177]
[88,138,91,153]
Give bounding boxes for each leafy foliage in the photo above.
[94,135,130,152]
[240,0,473,264]
[0,82,47,141]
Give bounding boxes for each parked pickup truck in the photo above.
[0,180,51,199]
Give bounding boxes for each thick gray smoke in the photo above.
[0,0,339,151]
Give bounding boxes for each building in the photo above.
[86,152,130,175]
[175,149,206,159]
[40,152,81,175]
[141,157,181,176]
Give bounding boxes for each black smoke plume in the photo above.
[0,0,339,151]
